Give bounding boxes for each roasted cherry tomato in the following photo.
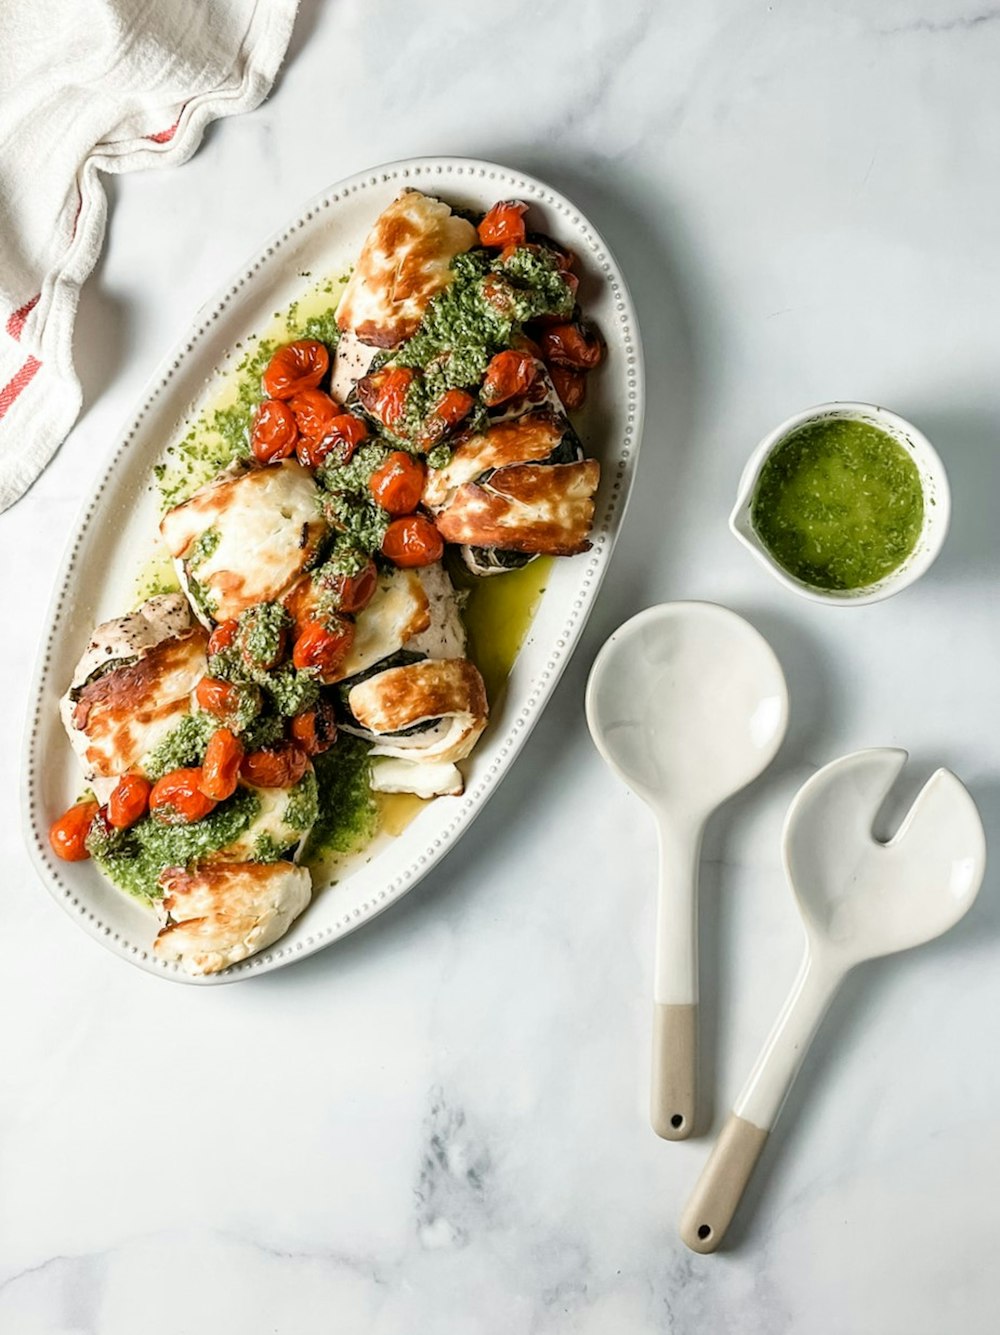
[368,451,426,516]
[381,514,444,568]
[323,558,378,614]
[49,800,100,861]
[107,774,152,830]
[240,740,309,789]
[548,363,588,411]
[292,617,355,676]
[356,367,415,430]
[195,676,243,718]
[481,349,538,406]
[250,399,298,464]
[261,340,329,400]
[419,388,475,448]
[296,413,369,470]
[149,768,217,825]
[200,728,244,802]
[290,700,339,756]
[478,200,527,248]
[537,321,605,370]
[207,619,239,656]
[289,388,340,440]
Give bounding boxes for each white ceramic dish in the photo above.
[22,156,645,986]
[730,401,950,605]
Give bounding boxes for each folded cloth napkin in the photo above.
[0,0,299,511]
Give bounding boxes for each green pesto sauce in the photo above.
[391,245,575,408]
[284,769,319,832]
[144,712,215,780]
[154,282,346,511]
[301,736,378,862]
[751,418,925,591]
[87,788,261,902]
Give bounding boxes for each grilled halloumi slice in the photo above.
[433,458,600,558]
[336,190,476,349]
[153,861,312,976]
[160,461,327,625]
[347,658,488,765]
[60,595,208,794]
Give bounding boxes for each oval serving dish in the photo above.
[23,157,645,985]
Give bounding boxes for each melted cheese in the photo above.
[330,568,430,683]
[423,411,565,510]
[336,190,476,348]
[347,658,488,764]
[209,779,314,862]
[160,461,326,623]
[154,861,312,976]
[60,611,208,784]
[370,757,464,798]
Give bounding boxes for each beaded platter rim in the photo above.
[23,156,645,985]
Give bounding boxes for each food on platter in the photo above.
[50,188,606,974]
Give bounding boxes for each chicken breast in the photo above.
[60,595,208,793]
[336,190,476,348]
[153,861,312,976]
[160,461,327,625]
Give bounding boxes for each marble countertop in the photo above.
[3,1,999,1330]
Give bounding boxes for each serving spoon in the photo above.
[586,603,788,1139]
[680,748,987,1251]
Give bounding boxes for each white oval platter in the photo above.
[22,156,645,985]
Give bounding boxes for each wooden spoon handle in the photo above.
[679,1113,769,1252]
[651,1002,697,1139]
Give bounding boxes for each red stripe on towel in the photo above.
[6,294,40,342]
[146,116,181,144]
[0,356,42,422]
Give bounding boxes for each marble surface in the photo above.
[3,1,999,1330]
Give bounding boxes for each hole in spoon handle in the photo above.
[651,1002,697,1140]
[679,1112,769,1252]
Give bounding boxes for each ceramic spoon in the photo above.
[680,748,986,1252]
[586,603,788,1140]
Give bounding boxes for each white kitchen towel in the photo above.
[0,0,299,511]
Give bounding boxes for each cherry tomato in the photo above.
[537,321,605,370]
[296,413,369,470]
[250,399,298,463]
[108,774,152,830]
[369,451,426,516]
[292,617,355,676]
[240,740,309,789]
[261,340,329,400]
[356,367,415,430]
[548,363,588,411]
[207,619,239,656]
[149,769,217,825]
[478,200,527,248]
[418,388,475,448]
[195,676,242,718]
[381,514,444,568]
[49,800,100,861]
[200,728,244,802]
[481,349,538,406]
[323,558,378,614]
[289,701,338,756]
[289,388,340,440]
